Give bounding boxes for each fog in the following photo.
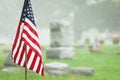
[0,0,120,45]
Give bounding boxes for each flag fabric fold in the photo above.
[12,0,44,76]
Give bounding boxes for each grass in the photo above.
[0,44,120,80]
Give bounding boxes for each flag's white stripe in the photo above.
[20,51,25,66]
[22,33,42,55]
[15,41,24,64]
[39,63,43,74]
[25,18,37,33]
[13,23,24,58]
[24,25,40,45]
[27,51,35,69]
[26,45,30,52]
[33,57,40,72]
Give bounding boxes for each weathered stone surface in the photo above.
[47,70,67,76]
[44,62,69,76]
[45,62,69,76]
[45,62,69,71]
[3,67,19,72]
[50,21,74,47]
[69,67,95,76]
[4,52,16,67]
[46,21,75,59]
[46,47,75,59]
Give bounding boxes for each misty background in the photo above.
[0,0,120,45]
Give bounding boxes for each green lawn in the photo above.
[0,44,120,80]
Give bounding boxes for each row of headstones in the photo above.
[3,59,95,76]
[45,62,95,76]
[3,52,94,76]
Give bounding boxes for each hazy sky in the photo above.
[0,0,119,44]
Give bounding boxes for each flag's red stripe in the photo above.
[36,59,42,73]
[12,22,22,52]
[18,43,26,65]
[27,48,32,64]
[30,54,37,70]
[41,66,44,76]
[22,29,40,48]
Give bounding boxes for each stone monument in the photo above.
[44,62,69,76]
[69,67,95,76]
[46,21,75,59]
[3,52,19,72]
[4,52,16,67]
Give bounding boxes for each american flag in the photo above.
[12,0,44,75]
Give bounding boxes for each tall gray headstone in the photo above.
[50,21,74,47]
[4,52,16,67]
[3,52,19,72]
[46,21,75,59]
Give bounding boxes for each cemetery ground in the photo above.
[0,44,120,80]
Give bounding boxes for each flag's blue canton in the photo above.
[20,0,35,25]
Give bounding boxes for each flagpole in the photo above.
[25,44,27,80]
[23,0,28,80]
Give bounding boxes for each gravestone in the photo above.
[116,52,120,55]
[46,47,74,59]
[3,52,18,72]
[44,62,69,76]
[69,67,95,76]
[46,21,75,59]
[89,37,100,52]
[4,52,16,67]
